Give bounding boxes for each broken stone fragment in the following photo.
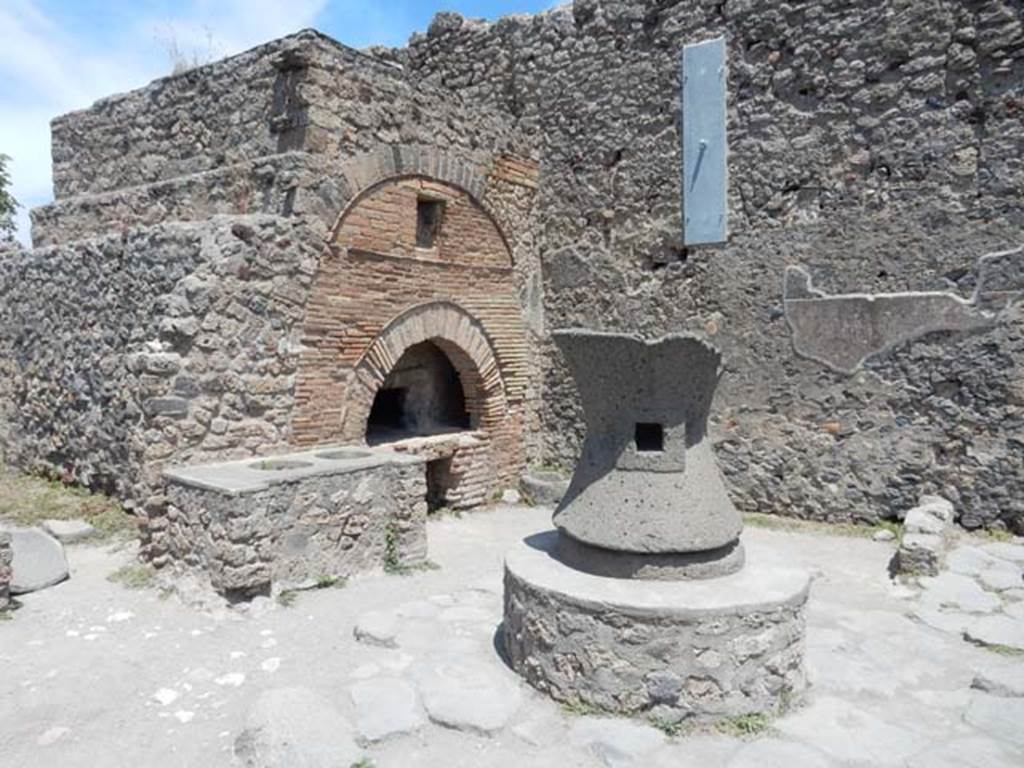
[9,529,69,595]
[41,519,96,544]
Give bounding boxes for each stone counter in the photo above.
[164,446,427,600]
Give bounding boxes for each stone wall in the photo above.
[402,1,1024,532]
[0,531,11,611]
[165,451,427,599]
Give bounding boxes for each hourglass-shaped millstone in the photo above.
[551,330,744,579]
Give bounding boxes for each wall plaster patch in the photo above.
[784,246,1023,374]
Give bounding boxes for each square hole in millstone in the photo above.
[634,422,664,453]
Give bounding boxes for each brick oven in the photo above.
[291,174,531,511]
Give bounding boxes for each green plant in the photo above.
[714,712,773,738]
[560,699,605,717]
[744,512,901,541]
[649,714,693,739]
[107,563,156,590]
[276,589,299,607]
[277,574,348,607]
[350,758,376,768]
[0,466,134,540]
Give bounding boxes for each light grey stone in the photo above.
[568,716,665,768]
[234,687,362,768]
[9,529,69,595]
[728,739,834,768]
[963,692,1024,747]
[41,519,96,543]
[904,507,947,536]
[501,488,522,505]
[971,663,1024,697]
[947,545,1002,577]
[919,572,1002,614]
[916,496,955,525]
[894,532,945,577]
[982,542,1024,565]
[964,615,1024,651]
[520,470,569,507]
[906,736,1024,768]
[349,677,424,742]
[776,696,931,766]
[411,657,522,735]
[1005,600,1024,621]
[912,606,972,635]
[873,529,896,542]
[977,565,1022,592]
[353,609,399,648]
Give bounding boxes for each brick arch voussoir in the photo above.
[326,144,514,261]
[340,301,509,442]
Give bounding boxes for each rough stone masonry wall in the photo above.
[404,1,1024,532]
[0,531,12,611]
[165,459,427,599]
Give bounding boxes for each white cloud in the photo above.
[0,0,327,246]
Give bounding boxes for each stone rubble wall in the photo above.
[403,1,1024,532]
[0,531,11,611]
[165,459,427,599]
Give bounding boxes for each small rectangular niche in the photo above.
[416,198,446,248]
[634,423,665,453]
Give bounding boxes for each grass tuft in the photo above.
[0,466,134,540]
[745,512,899,540]
[560,699,606,718]
[714,712,774,738]
[107,563,157,590]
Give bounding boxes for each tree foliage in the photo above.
[0,153,18,244]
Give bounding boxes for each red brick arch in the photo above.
[338,301,508,440]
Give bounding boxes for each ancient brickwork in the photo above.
[403,1,1024,532]
[290,176,531,487]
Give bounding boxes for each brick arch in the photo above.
[326,144,515,260]
[339,302,508,441]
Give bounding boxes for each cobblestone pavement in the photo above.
[1,504,1022,767]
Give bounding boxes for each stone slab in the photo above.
[505,531,810,618]
[568,716,665,768]
[349,677,424,742]
[918,572,1002,614]
[41,519,96,543]
[964,615,1024,651]
[9,529,69,595]
[234,686,362,767]
[410,657,522,735]
[519,471,569,507]
[963,692,1024,747]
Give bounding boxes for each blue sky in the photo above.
[0,0,559,244]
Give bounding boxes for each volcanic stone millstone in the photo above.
[551,330,742,556]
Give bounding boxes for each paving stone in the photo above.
[411,657,522,735]
[977,565,1023,592]
[919,573,1002,614]
[511,712,568,747]
[728,739,835,768]
[1004,601,1024,621]
[982,542,1024,565]
[41,519,96,543]
[906,736,1024,768]
[964,615,1024,651]
[647,736,738,767]
[234,686,361,767]
[775,695,931,766]
[947,546,1002,577]
[349,677,424,742]
[873,529,896,542]
[353,609,399,648]
[971,662,1024,697]
[963,692,1024,747]
[9,529,69,594]
[568,716,665,768]
[501,489,522,505]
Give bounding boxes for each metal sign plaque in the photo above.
[681,37,728,245]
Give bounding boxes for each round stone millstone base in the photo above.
[502,531,810,724]
[555,533,745,580]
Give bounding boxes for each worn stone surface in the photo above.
[9,529,69,595]
[349,677,425,742]
[41,519,96,544]
[551,331,742,556]
[3,506,1024,767]
[503,531,809,722]
[963,693,1024,748]
[234,686,362,767]
[567,716,665,768]
[894,496,956,577]
[519,470,569,507]
[964,615,1024,651]
[411,656,522,735]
